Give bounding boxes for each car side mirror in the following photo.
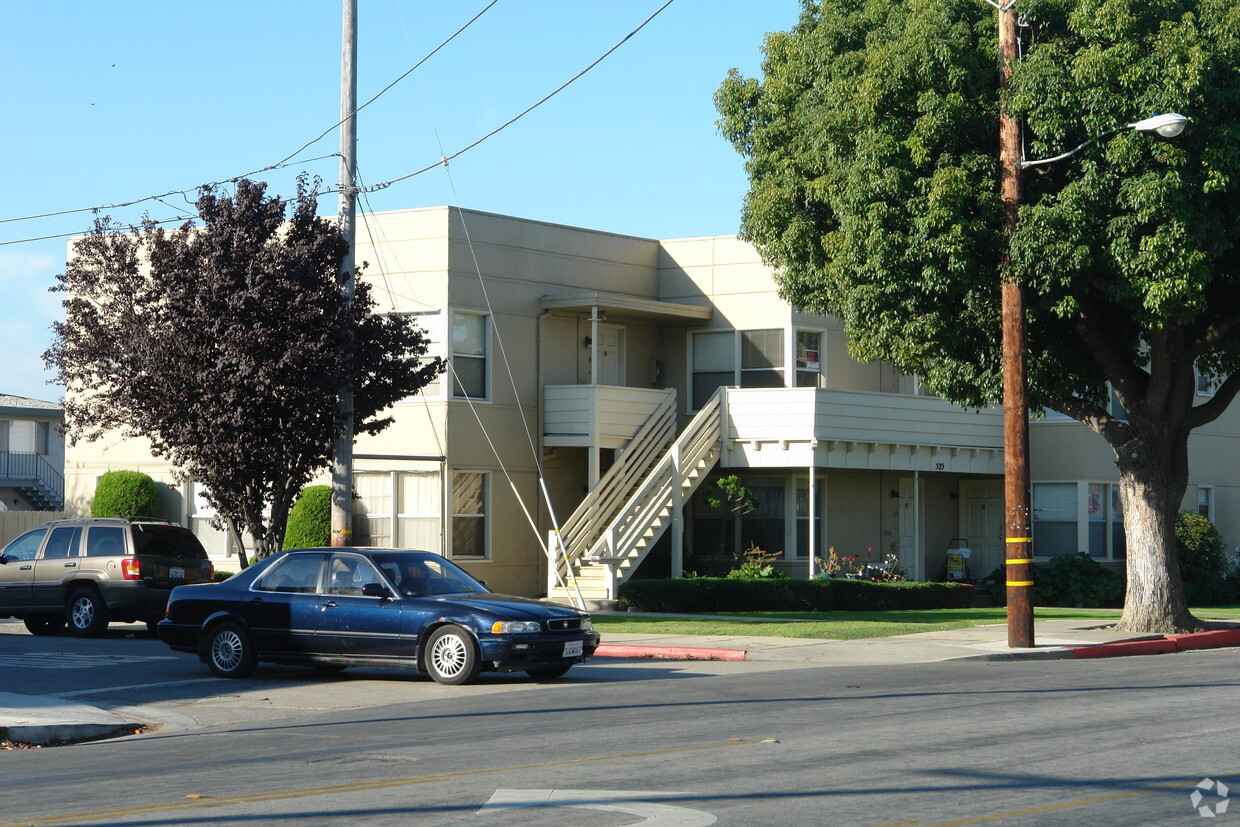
[361,582,390,599]
[0,556,8,565]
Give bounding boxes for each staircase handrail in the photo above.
[0,451,65,508]
[586,391,722,560]
[555,391,678,557]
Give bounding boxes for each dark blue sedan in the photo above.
[157,548,599,685]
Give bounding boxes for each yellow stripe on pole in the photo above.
[1006,536,1033,543]
[1006,558,1033,565]
[1007,580,1034,587]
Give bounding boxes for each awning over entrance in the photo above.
[539,291,713,322]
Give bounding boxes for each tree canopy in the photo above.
[717,0,1240,632]
[47,178,442,563]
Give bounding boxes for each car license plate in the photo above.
[169,566,185,580]
[563,640,583,658]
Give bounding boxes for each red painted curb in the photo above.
[1071,638,1178,659]
[1167,629,1240,651]
[594,644,748,662]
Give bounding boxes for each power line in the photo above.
[0,2,502,234]
[1,0,678,247]
[361,0,678,195]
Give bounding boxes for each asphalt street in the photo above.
[2,619,1238,826]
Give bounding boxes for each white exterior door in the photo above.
[960,479,1003,580]
[597,324,626,386]
[897,477,921,579]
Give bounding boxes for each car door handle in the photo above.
[322,601,339,610]
[19,565,32,571]
[64,562,77,568]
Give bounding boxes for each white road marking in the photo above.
[0,653,179,670]
[480,789,716,825]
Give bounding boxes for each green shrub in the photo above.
[1175,512,1232,603]
[1032,553,1123,608]
[617,578,974,613]
[283,485,332,550]
[725,546,789,580]
[91,470,158,518]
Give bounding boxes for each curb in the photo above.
[595,644,748,662]
[1069,628,1240,659]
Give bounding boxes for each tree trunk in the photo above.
[1111,430,1202,633]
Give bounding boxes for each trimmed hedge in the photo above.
[283,485,332,550]
[617,577,975,613]
[91,470,158,518]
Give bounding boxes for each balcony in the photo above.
[722,387,1004,474]
[0,451,65,510]
[543,385,676,449]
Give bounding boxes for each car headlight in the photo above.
[580,615,594,631]
[491,620,542,634]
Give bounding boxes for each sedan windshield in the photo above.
[371,553,489,597]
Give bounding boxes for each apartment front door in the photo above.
[960,479,1003,581]
[596,324,626,386]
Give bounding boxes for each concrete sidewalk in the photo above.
[592,617,1240,665]
[4,618,1239,748]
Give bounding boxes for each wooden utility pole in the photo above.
[998,2,1035,647]
[331,0,358,548]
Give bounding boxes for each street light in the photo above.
[997,3,1187,648]
[1019,113,1190,169]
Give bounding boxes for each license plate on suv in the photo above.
[169,566,185,580]
[563,640,583,658]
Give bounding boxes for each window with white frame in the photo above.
[352,473,393,547]
[691,329,787,409]
[1033,483,1080,557]
[741,329,784,388]
[451,313,488,400]
[1033,482,1125,560]
[400,311,443,399]
[398,471,442,551]
[451,471,487,559]
[691,331,734,410]
[795,330,823,388]
[1198,486,1213,520]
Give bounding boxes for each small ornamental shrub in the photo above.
[91,470,158,518]
[725,546,789,580]
[283,485,332,550]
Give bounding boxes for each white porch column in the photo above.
[670,444,683,578]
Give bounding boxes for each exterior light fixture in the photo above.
[1019,113,1189,169]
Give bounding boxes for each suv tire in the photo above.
[66,587,109,637]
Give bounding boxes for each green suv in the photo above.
[0,518,215,637]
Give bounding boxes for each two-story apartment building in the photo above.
[61,207,1240,599]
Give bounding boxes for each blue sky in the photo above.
[0,1,799,402]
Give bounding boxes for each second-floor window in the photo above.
[691,329,787,409]
[452,313,488,400]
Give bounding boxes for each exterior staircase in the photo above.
[548,390,723,602]
[0,451,64,511]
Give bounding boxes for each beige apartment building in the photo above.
[61,207,1239,599]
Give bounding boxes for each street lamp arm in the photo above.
[1016,113,1188,170]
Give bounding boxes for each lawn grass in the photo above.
[590,606,1240,641]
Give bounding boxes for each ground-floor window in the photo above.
[352,468,445,553]
[691,474,820,562]
[1032,481,1125,560]
[451,471,487,559]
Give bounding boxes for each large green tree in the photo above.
[716,0,1240,632]
[47,178,443,564]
